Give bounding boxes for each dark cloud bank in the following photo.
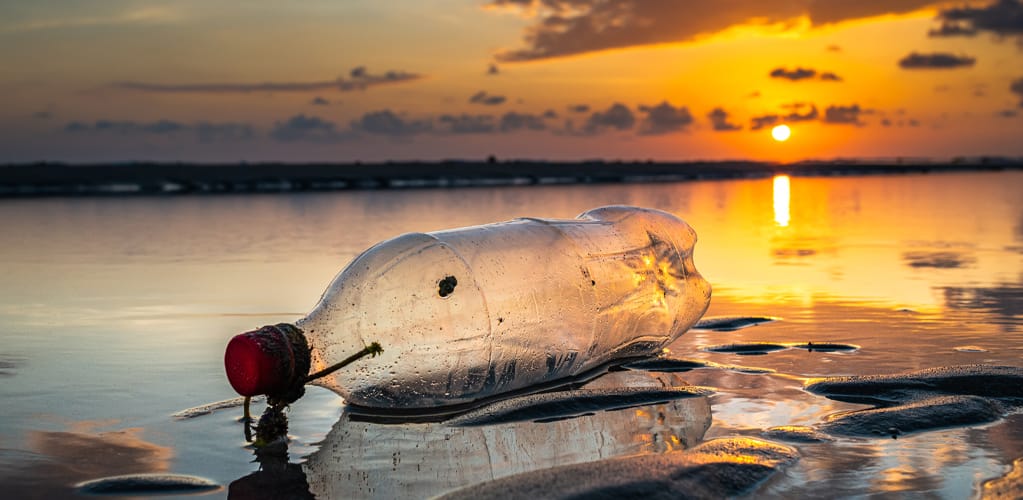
[63,97,892,145]
[930,0,1023,39]
[487,0,951,61]
[898,52,977,69]
[64,119,254,143]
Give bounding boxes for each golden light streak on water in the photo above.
[773,174,791,227]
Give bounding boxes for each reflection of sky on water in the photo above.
[0,170,1019,497]
[0,421,176,498]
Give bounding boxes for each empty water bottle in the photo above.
[225,206,711,409]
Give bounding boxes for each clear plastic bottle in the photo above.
[225,206,711,409]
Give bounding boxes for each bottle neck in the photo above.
[264,323,311,407]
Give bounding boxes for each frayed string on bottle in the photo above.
[245,341,384,447]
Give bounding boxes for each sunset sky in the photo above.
[1,0,1022,163]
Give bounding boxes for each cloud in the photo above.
[351,110,431,136]
[500,111,549,132]
[310,96,330,106]
[750,114,780,131]
[823,104,865,125]
[63,119,253,142]
[935,0,1023,39]
[749,102,867,129]
[568,104,591,113]
[112,67,422,93]
[196,122,255,143]
[486,0,942,61]
[707,107,742,131]
[785,104,820,122]
[270,114,345,142]
[770,67,816,81]
[827,44,843,52]
[637,101,693,135]
[542,109,558,119]
[65,119,187,134]
[928,21,978,37]
[33,111,52,119]
[439,114,497,134]
[2,6,182,33]
[898,52,976,69]
[583,103,636,134]
[1012,77,1023,107]
[469,91,507,106]
[996,109,1018,118]
[488,64,500,75]
[770,67,843,81]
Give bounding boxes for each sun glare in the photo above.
[771,124,791,142]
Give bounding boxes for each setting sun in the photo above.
[771,125,791,142]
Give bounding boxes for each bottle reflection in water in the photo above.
[302,371,712,499]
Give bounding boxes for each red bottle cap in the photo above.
[224,325,297,397]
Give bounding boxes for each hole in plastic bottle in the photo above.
[438,276,458,297]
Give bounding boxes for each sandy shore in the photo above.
[0,158,1020,196]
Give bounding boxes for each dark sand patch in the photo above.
[76,473,220,495]
[438,437,798,500]
[762,426,835,443]
[694,316,780,332]
[703,342,859,355]
[704,342,790,355]
[788,342,859,352]
[624,356,776,375]
[819,395,1004,438]
[806,365,1023,438]
[447,385,712,427]
[805,365,1023,400]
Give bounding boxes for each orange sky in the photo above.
[1,0,1021,163]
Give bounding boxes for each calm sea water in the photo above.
[0,171,1020,498]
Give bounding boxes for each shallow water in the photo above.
[0,171,1020,498]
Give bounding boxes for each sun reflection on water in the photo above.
[773,174,791,228]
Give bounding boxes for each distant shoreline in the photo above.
[1,159,1020,197]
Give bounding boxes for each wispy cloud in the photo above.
[2,6,183,33]
[112,68,422,94]
[469,91,507,106]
